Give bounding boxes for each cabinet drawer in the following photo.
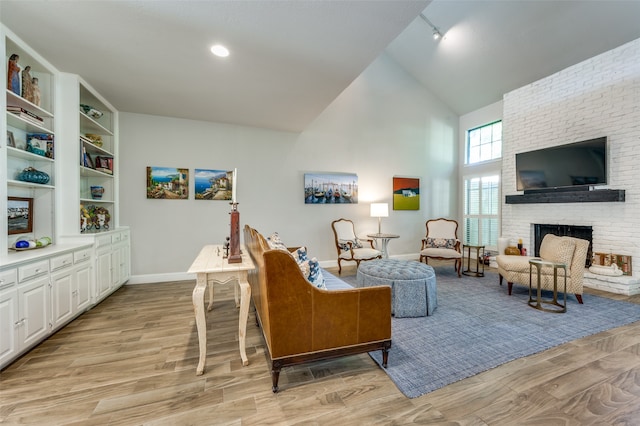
[96,235,112,248]
[0,269,17,290]
[18,260,49,282]
[74,248,92,264]
[111,233,122,244]
[50,253,73,271]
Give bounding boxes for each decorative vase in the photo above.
[90,186,105,199]
[17,167,50,184]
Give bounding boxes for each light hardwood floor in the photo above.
[1,264,640,425]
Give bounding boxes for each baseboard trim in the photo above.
[127,272,194,285]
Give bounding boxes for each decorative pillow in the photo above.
[338,238,363,252]
[425,237,456,249]
[306,258,326,290]
[267,232,288,251]
[292,246,308,263]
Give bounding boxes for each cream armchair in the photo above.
[419,218,462,277]
[332,218,382,274]
[496,234,590,303]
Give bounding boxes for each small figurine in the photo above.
[7,54,20,95]
[22,65,33,101]
[31,77,41,106]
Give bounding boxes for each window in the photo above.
[463,175,500,248]
[467,121,502,164]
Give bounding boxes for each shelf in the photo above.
[81,139,113,157]
[505,189,625,204]
[80,166,113,178]
[80,198,113,204]
[6,90,53,118]
[7,112,54,134]
[7,179,55,190]
[80,112,113,136]
[6,147,55,162]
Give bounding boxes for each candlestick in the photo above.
[232,168,237,203]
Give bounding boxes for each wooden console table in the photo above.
[188,244,254,375]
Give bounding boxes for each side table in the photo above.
[188,244,255,375]
[367,233,400,259]
[462,244,485,277]
[528,258,567,313]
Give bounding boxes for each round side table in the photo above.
[367,233,400,259]
[528,258,568,313]
[462,244,485,277]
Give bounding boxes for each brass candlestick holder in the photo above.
[228,202,242,263]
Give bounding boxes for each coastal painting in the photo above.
[393,176,420,210]
[304,173,358,204]
[194,169,233,200]
[146,167,189,199]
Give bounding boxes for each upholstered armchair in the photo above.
[331,218,382,274]
[419,218,462,277]
[496,234,590,303]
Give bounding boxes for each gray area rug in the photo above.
[341,267,640,398]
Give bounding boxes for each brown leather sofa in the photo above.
[244,225,392,392]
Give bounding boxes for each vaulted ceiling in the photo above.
[2,1,640,132]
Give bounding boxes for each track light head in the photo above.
[432,29,441,40]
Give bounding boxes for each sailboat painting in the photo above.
[304,173,358,204]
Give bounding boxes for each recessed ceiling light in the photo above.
[210,44,229,58]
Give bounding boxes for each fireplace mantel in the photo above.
[506,189,625,204]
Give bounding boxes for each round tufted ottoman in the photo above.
[356,259,437,317]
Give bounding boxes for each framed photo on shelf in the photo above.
[7,196,34,235]
[6,130,15,148]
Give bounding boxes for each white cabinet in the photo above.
[0,269,18,367]
[73,247,92,313]
[17,274,50,350]
[50,253,74,330]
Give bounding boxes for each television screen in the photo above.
[516,137,607,191]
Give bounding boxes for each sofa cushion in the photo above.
[322,268,355,290]
[540,234,575,266]
[425,237,456,249]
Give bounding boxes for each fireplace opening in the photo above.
[533,224,593,266]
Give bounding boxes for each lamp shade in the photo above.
[370,203,389,218]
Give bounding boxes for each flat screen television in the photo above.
[515,137,607,192]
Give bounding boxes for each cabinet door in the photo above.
[96,249,112,300]
[18,277,50,348]
[0,288,18,368]
[74,262,92,312]
[50,268,74,330]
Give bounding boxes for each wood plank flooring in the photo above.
[1,264,640,425]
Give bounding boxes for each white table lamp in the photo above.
[370,203,389,234]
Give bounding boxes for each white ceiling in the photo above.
[2,1,640,132]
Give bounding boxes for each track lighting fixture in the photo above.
[419,13,442,41]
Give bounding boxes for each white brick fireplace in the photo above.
[500,37,640,295]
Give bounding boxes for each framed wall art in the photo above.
[146,166,189,199]
[194,169,233,200]
[393,176,420,210]
[304,173,358,204]
[7,130,15,148]
[7,196,33,235]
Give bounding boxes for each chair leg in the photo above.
[575,294,584,304]
[337,259,342,275]
[456,259,461,277]
[499,274,503,286]
[508,282,513,295]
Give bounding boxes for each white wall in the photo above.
[501,38,640,280]
[120,52,459,283]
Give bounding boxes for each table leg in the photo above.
[238,274,251,366]
[192,273,208,375]
[207,280,215,312]
[381,238,390,259]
